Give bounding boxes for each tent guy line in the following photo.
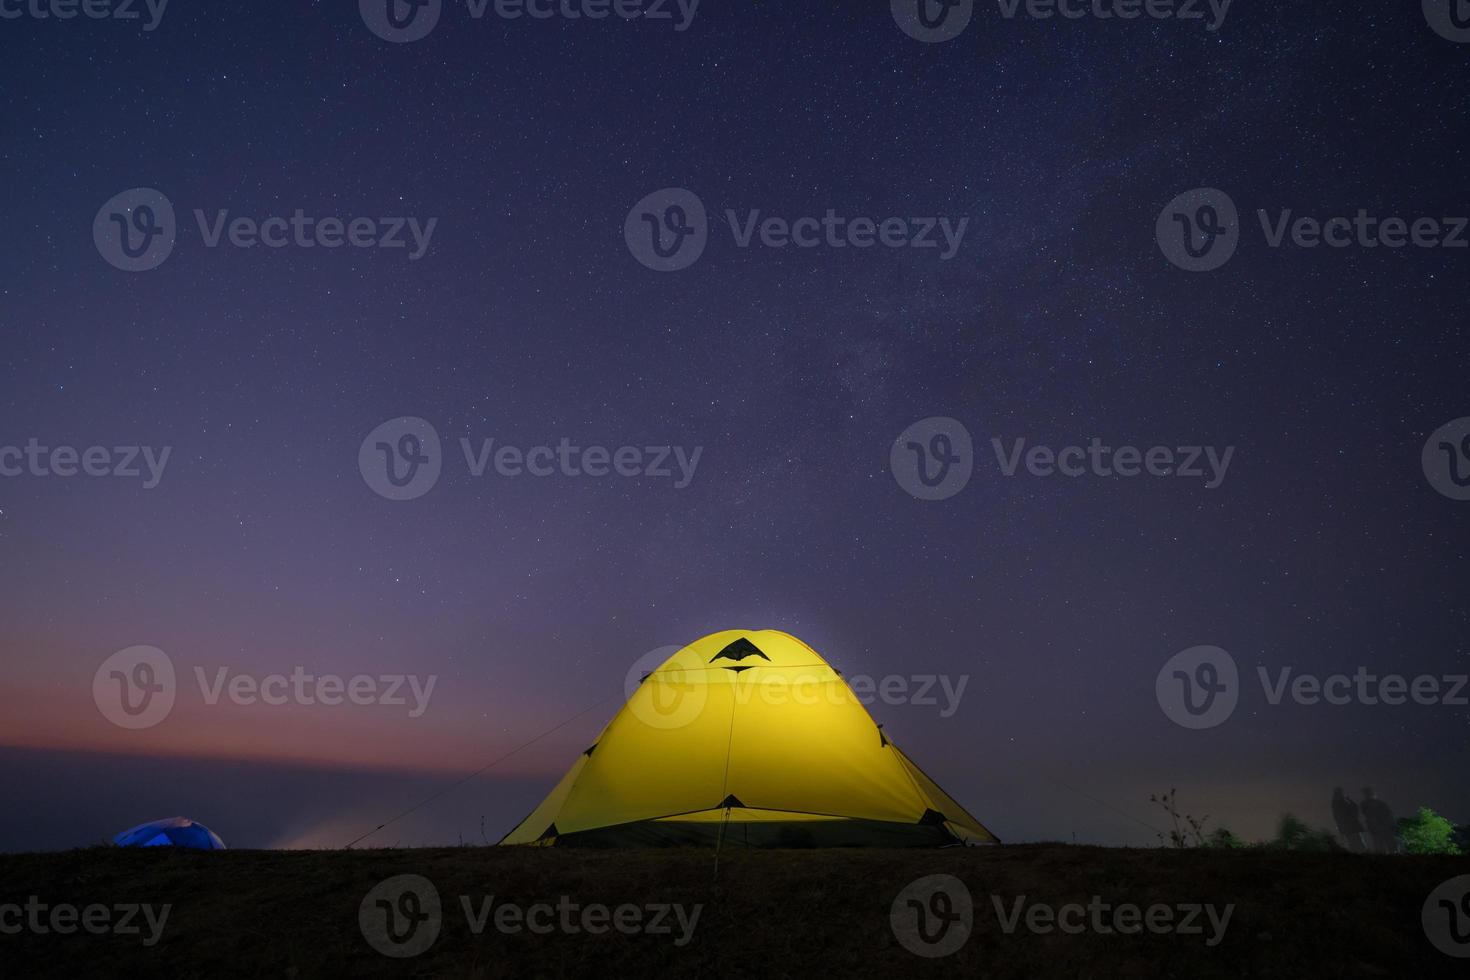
[342,691,623,849]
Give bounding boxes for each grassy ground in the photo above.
[1,843,1467,978]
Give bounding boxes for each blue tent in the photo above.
[114,817,226,850]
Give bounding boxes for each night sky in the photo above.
[1,1,1467,851]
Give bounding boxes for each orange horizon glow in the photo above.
[0,679,589,780]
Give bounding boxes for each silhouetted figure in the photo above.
[1331,787,1365,852]
[1360,787,1398,854]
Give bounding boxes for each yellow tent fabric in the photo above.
[500,629,998,847]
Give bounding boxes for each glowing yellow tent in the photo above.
[500,629,998,847]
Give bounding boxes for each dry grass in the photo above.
[1,843,1467,978]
